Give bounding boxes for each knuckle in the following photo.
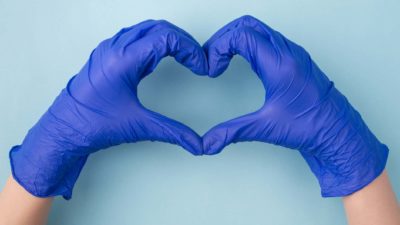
[233,26,257,42]
[239,15,258,23]
[143,19,156,23]
[163,28,180,42]
[156,19,173,28]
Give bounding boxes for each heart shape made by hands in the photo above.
[9,15,389,200]
[130,15,337,156]
[138,14,334,157]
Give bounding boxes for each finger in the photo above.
[208,15,311,67]
[104,19,158,47]
[103,19,205,61]
[139,21,208,75]
[204,26,278,87]
[139,108,203,155]
[202,110,269,155]
[145,20,201,48]
[125,27,208,82]
[204,15,288,55]
[116,20,200,51]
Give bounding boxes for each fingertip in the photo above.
[206,44,231,77]
[182,53,209,76]
[166,31,208,76]
[203,33,234,78]
[142,109,204,155]
[189,47,209,76]
[180,132,204,155]
[202,134,224,155]
[208,56,230,78]
[208,63,228,77]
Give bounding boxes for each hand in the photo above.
[9,20,207,199]
[202,15,389,197]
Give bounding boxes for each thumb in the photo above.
[139,108,203,155]
[203,110,267,155]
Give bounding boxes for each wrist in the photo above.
[301,88,389,197]
[9,98,91,199]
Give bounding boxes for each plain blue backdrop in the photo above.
[0,0,399,224]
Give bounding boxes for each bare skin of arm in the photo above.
[343,170,400,225]
[0,171,399,225]
[0,176,52,225]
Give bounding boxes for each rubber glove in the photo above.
[202,15,388,197]
[10,20,207,199]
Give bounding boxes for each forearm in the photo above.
[343,170,400,225]
[0,176,53,225]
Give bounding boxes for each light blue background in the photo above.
[0,0,399,224]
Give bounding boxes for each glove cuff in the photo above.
[9,91,92,200]
[301,88,389,197]
[10,145,88,200]
[302,142,388,197]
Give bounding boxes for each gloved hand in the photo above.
[202,15,389,197]
[10,20,207,199]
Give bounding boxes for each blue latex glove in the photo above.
[202,15,389,197]
[10,20,207,199]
